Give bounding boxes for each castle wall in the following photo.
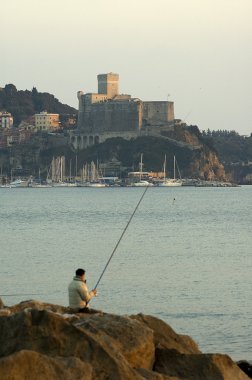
[91,100,142,132]
[77,92,108,129]
[70,130,140,150]
[143,101,174,124]
[78,97,143,133]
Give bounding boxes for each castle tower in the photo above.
[97,73,119,99]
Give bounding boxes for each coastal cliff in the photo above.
[160,124,227,181]
[0,300,250,380]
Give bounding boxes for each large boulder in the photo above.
[0,309,144,379]
[8,299,70,314]
[237,361,252,378]
[154,348,250,380]
[131,314,200,354]
[74,313,155,370]
[136,367,180,379]
[0,350,92,380]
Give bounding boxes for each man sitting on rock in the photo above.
[68,268,97,313]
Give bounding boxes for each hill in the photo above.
[202,130,252,163]
[201,130,252,183]
[0,125,227,182]
[0,84,77,125]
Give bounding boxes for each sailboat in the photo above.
[86,161,106,187]
[133,154,153,187]
[31,168,52,188]
[159,155,182,187]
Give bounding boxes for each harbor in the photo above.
[0,155,237,188]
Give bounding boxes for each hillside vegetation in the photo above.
[0,84,77,125]
[202,129,252,163]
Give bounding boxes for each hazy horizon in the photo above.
[2,0,252,135]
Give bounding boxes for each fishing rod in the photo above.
[93,185,149,291]
[1,186,149,303]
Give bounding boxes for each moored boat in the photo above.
[9,179,28,188]
[159,155,182,187]
[133,180,153,187]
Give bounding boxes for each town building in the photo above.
[71,73,175,149]
[35,111,60,131]
[18,121,38,133]
[0,111,13,129]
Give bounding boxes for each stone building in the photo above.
[0,111,13,129]
[35,111,60,132]
[71,73,175,149]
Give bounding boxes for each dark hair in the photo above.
[76,268,85,276]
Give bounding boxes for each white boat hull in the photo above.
[9,179,28,188]
[133,180,153,187]
[87,183,107,188]
[159,180,182,187]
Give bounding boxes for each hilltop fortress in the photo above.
[71,73,176,149]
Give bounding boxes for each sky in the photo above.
[1,0,252,135]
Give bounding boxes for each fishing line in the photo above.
[2,187,149,301]
[93,185,149,291]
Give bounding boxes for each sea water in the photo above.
[0,186,251,361]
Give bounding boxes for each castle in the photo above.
[71,73,175,149]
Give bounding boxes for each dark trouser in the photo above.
[78,307,91,313]
[78,307,102,314]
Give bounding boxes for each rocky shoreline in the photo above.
[0,299,251,379]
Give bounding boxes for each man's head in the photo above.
[76,268,85,277]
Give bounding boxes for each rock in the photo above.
[0,309,11,317]
[136,367,180,379]
[154,348,250,380]
[130,314,200,354]
[74,313,155,370]
[0,349,92,380]
[0,298,4,309]
[0,309,143,379]
[8,299,70,314]
[0,301,249,380]
[237,361,252,378]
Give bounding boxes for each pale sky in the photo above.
[2,0,252,135]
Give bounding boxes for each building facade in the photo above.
[71,73,175,149]
[0,111,14,129]
[35,111,60,131]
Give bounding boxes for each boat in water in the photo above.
[159,155,182,187]
[9,179,29,188]
[31,183,52,188]
[80,161,107,187]
[132,154,153,187]
[133,180,153,187]
[87,182,107,188]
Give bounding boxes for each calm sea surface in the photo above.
[0,186,251,361]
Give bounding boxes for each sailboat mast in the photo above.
[60,157,63,182]
[173,155,176,180]
[139,153,143,181]
[163,154,166,180]
[75,155,78,179]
